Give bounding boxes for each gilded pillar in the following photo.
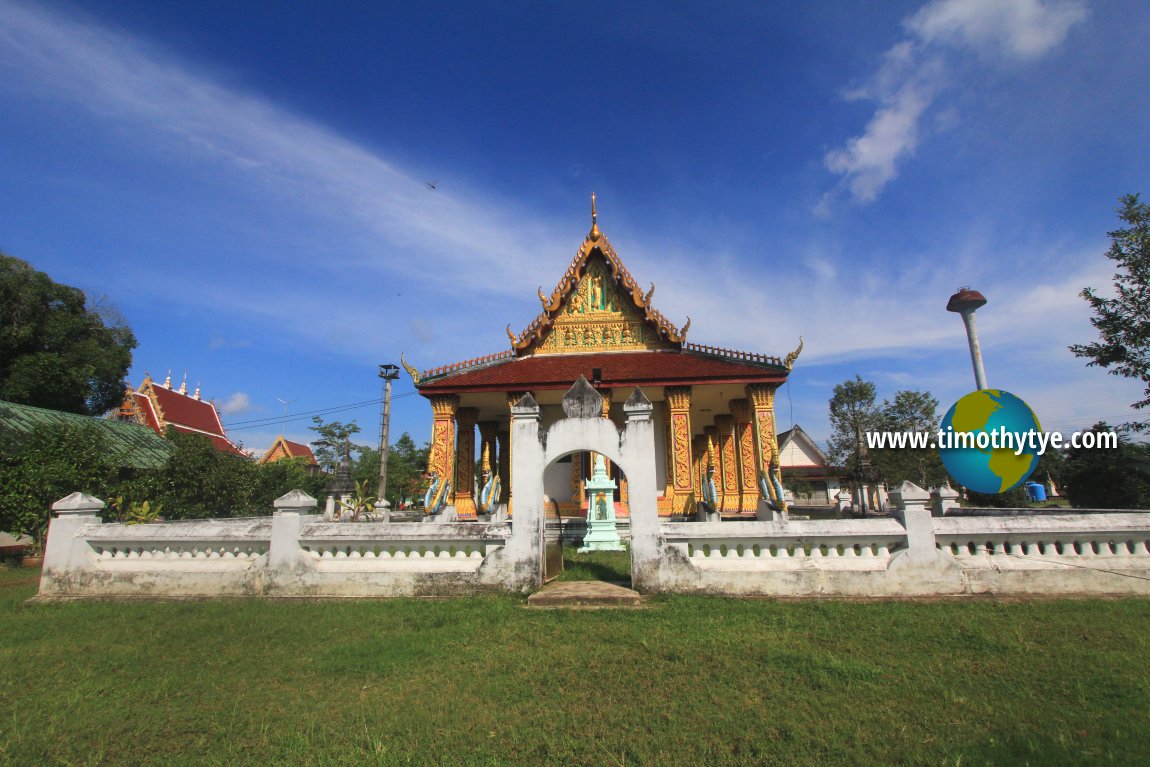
[595,388,614,486]
[427,395,459,496]
[747,384,782,506]
[664,386,694,515]
[453,407,478,519]
[715,415,738,513]
[691,435,706,499]
[496,429,510,503]
[730,399,758,512]
[570,452,584,504]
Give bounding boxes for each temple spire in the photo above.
[589,192,601,242]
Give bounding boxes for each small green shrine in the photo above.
[579,454,626,553]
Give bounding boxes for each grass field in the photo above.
[3,564,1150,766]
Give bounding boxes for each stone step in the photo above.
[527,580,642,608]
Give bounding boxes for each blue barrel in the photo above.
[1026,482,1047,502]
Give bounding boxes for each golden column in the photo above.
[747,384,782,506]
[504,391,528,514]
[453,407,478,519]
[426,394,459,492]
[496,429,510,503]
[664,386,695,515]
[715,414,739,513]
[691,435,706,499]
[730,399,758,512]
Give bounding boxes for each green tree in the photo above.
[874,390,948,487]
[150,430,258,518]
[1070,194,1150,431]
[1060,422,1150,509]
[350,433,430,507]
[253,457,328,509]
[0,423,119,551]
[308,417,366,472]
[385,433,430,507]
[0,253,137,415]
[827,376,880,475]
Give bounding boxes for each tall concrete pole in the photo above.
[946,288,988,391]
[376,364,400,502]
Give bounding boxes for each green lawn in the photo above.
[555,546,632,583]
[2,564,1150,766]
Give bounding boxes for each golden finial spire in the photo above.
[178,371,188,395]
[589,192,601,241]
[163,370,172,389]
[193,382,201,401]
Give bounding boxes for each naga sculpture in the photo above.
[476,468,502,516]
[423,470,452,516]
[697,463,720,518]
[758,462,790,521]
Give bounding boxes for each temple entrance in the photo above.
[541,450,633,587]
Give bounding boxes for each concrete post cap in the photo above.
[889,481,930,503]
[511,392,540,417]
[274,489,318,509]
[51,492,106,514]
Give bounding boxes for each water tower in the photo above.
[946,287,988,391]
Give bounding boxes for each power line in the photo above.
[224,391,420,431]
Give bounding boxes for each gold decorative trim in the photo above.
[784,337,804,370]
[400,352,421,384]
[507,227,689,354]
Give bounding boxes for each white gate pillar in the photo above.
[509,392,545,588]
[621,388,659,591]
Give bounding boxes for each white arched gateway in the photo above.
[508,378,660,590]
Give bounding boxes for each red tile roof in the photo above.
[259,436,318,465]
[127,378,245,456]
[417,349,788,394]
[148,385,226,435]
[282,439,317,463]
[167,424,247,456]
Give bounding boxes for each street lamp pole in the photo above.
[377,364,400,503]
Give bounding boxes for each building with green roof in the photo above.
[0,399,173,469]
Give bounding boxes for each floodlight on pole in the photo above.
[946,287,988,391]
[377,364,401,503]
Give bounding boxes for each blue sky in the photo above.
[2,0,1148,454]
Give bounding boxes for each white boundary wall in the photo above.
[650,483,1150,596]
[34,382,1150,599]
[38,491,535,598]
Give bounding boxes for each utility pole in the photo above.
[377,364,400,503]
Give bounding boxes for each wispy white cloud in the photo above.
[219,391,257,415]
[0,1,568,300]
[822,0,1087,208]
[906,0,1088,60]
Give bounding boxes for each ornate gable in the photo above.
[507,202,690,356]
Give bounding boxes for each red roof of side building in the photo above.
[417,349,788,394]
[126,375,245,456]
[258,435,318,465]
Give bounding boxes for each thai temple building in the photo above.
[116,372,244,456]
[404,198,802,520]
[258,435,318,467]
